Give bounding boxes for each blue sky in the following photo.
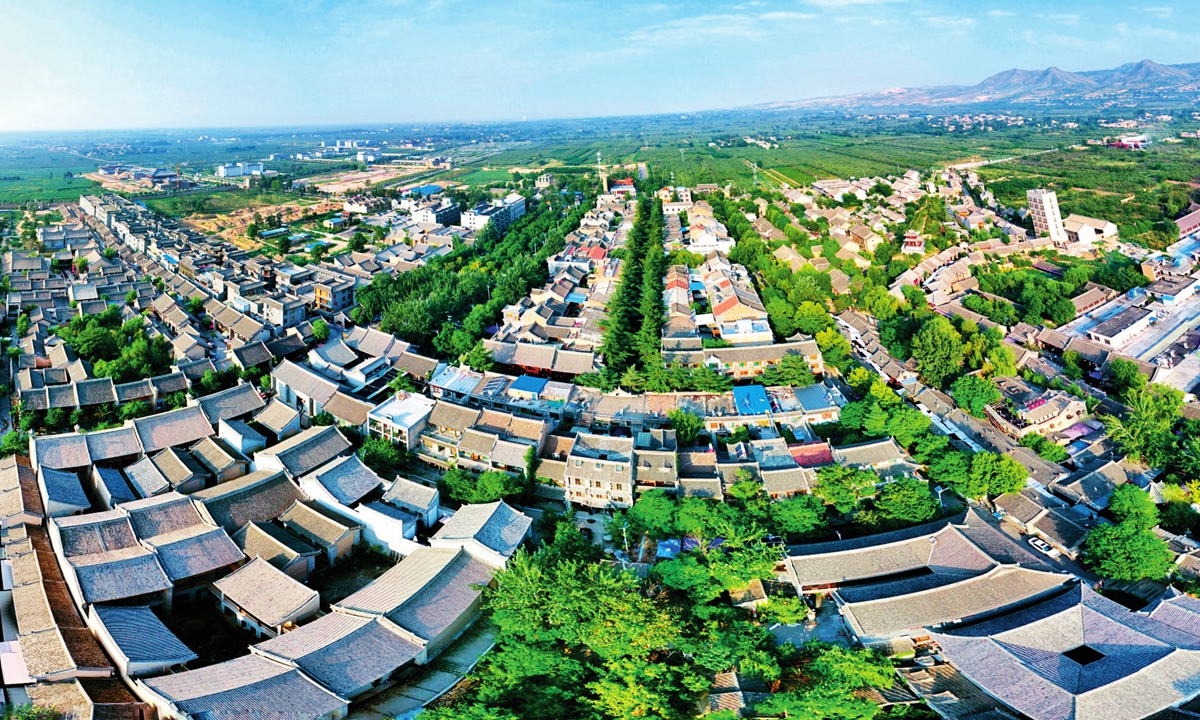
[0,0,1195,131]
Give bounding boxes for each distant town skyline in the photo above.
[1,0,1196,132]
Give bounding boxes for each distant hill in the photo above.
[754,59,1200,111]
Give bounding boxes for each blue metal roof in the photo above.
[509,375,548,395]
[732,384,771,416]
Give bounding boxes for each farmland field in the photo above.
[977,139,1200,248]
[143,190,317,217]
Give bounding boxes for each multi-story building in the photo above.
[460,194,526,233]
[565,433,636,509]
[413,202,461,226]
[367,392,436,451]
[986,376,1087,439]
[1026,188,1067,245]
[215,163,264,178]
[259,294,308,328]
[313,277,356,314]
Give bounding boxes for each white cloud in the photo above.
[986,9,1016,17]
[625,8,817,44]
[1142,6,1173,18]
[926,16,975,28]
[758,11,817,20]
[1049,13,1080,25]
[801,0,902,7]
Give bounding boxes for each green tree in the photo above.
[770,494,827,536]
[1083,522,1175,581]
[260,374,273,393]
[440,468,523,505]
[117,401,150,421]
[911,316,964,388]
[310,243,329,263]
[358,437,407,477]
[965,451,1026,499]
[346,232,367,253]
[311,318,330,343]
[1107,484,1158,530]
[623,489,678,538]
[814,465,878,513]
[186,295,207,316]
[16,313,30,336]
[125,289,138,306]
[1102,384,1183,467]
[73,257,88,275]
[419,704,518,720]
[1107,358,1147,404]
[275,233,292,256]
[950,375,1000,417]
[310,411,336,426]
[464,342,494,372]
[875,477,940,525]
[793,301,833,335]
[0,431,29,458]
[756,642,895,720]
[668,409,705,446]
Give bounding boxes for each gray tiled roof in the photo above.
[32,432,91,470]
[133,405,214,453]
[151,447,207,486]
[39,467,89,509]
[114,378,155,403]
[272,360,338,404]
[91,605,197,665]
[300,455,383,506]
[85,425,143,462]
[259,425,351,478]
[55,512,173,603]
[190,436,248,476]
[120,493,245,581]
[382,477,438,515]
[232,341,273,368]
[192,470,306,533]
[124,456,171,498]
[254,399,301,436]
[253,613,421,696]
[150,372,189,395]
[933,584,1200,720]
[74,377,117,406]
[431,501,531,560]
[195,382,266,425]
[142,654,347,720]
[213,557,318,628]
[233,521,319,570]
[279,501,358,546]
[841,565,1068,639]
[335,547,493,642]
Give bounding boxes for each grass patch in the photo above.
[143,190,316,217]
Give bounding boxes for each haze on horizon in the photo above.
[2,0,1196,133]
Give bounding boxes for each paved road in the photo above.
[981,507,1100,584]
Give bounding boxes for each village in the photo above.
[4,148,1200,720]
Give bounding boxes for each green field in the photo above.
[143,190,318,217]
[977,139,1200,248]
[472,124,1091,191]
[0,147,100,203]
[454,167,523,187]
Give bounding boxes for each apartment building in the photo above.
[565,433,636,509]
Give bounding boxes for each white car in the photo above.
[1027,536,1061,558]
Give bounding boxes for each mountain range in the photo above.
[755,59,1200,111]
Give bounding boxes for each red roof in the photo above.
[1177,209,1200,239]
[789,442,834,468]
